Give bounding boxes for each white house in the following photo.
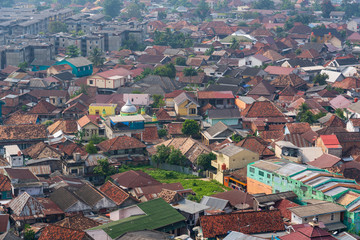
[320,70,345,84]
[4,145,23,167]
[347,118,360,132]
[238,54,271,67]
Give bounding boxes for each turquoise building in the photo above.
[206,108,241,126]
[54,57,93,77]
[247,160,360,233]
[30,59,56,72]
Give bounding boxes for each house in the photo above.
[4,145,23,167]
[54,57,93,77]
[288,201,346,230]
[49,187,92,213]
[28,99,59,121]
[164,90,186,108]
[247,80,277,101]
[77,115,102,141]
[264,66,296,80]
[279,222,337,240]
[236,136,275,159]
[0,124,47,154]
[87,68,132,90]
[3,111,39,125]
[235,96,255,110]
[200,196,232,214]
[88,104,117,117]
[347,119,360,132]
[316,135,342,157]
[39,225,94,240]
[173,92,200,118]
[47,119,78,135]
[325,57,360,71]
[197,91,234,109]
[238,54,271,67]
[55,213,100,231]
[105,113,146,139]
[211,145,259,184]
[271,74,307,90]
[97,136,147,165]
[197,210,285,239]
[307,153,342,170]
[330,11,345,21]
[110,170,161,191]
[4,168,43,197]
[28,90,69,107]
[206,108,240,126]
[211,190,254,210]
[90,198,186,239]
[99,181,139,207]
[0,174,12,203]
[201,121,236,145]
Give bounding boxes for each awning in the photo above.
[325,222,347,231]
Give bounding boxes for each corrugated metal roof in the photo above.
[200,196,229,211]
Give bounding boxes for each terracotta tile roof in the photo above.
[350,118,360,127]
[158,189,183,204]
[39,225,92,240]
[110,170,161,189]
[264,66,295,75]
[286,122,311,135]
[5,168,38,180]
[320,135,341,148]
[236,137,274,157]
[197,91,234,99]
[241,101,284,118]
[59,143,87,157]
[260,130,284,140]
[142,126,160,143]
[271,74,307,89]
[164,90,186,98]
[200,21,234,36]
[3,111,38,125]
[200,210,285,238]
[263,49,284,62]
[325,115,345,128]
[274,199,299,220]
[0,214,9,233]
[23,142,62,159]
[98,136,146,152]
[0,174,11,191]
[279,85,298,96]
[28,99,57,114]
[165,123,183,135]
[48,119,78,135]
[156,108,174,121]
[55,213,100,231]
[296,49,320,59]
[0,124,47,141]
[308,153,341,169]
[99,181,134,206]
[332,77,360,89]
[95,67,132,79]
[77,115,99,128]
[37,197,64,216]
[247,80,276,100]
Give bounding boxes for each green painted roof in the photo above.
[220,35,252,43]
[90,198,186,239]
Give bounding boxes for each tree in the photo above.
[126,2,145,19]
[89,47,105,67]
[43,120,54,127]
[205,46,215,56]
[90,134,107,144]
[197,152,216,170]
[93,158,117,181]
[176,57,186,66]
[296,103,316,124]
[321,0,334,18]
[135,68,153,81]
[196,0,211,21]
[295,49,302,55]
[313,73,328,85]
[158,11,167,20]
[66,45,80,58]
[252,0,274,9]
[74,129,85,144]
[104,0,122,18]
[153,29,193,48]
[152,144,171,167]
[281,0,295,10]
[151,95,165,108]
[158,129,168,138]
[121,34,146,51]
[183,67,198,76]
[231,133,243,143]
[24,224,35,240]
[167,148,187,166]
[335,108,346,120]
[182,119,200,136]
[49,21,68,33]
[18,62,28,71]
[85,141,98,154]
[230,37,239,49]
[153,63,176,78]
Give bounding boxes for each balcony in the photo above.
[211,160,218,169]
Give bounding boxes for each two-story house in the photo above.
[87,67,132,90]
[4,168,43,197]
[4,145,23,167]
[174,92,200,118]
[77,115,103,141]
[197,91,234,109]
[211,145,259,184]
[54,57,93,77]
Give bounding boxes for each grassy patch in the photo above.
[118,165,229,201]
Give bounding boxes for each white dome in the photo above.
[121,99,137,113]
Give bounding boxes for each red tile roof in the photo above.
[197,91,234,99]
[28,99,57,114]
[307,153,341,169]
[164,90,186,98]
[95,67,132,79]
[264,66,295,75]
[0,174,11,192]
[98,136,146,152]
[156,108,174,121]
[320,135,341,148]
[286,122,311,135]
[110,170,161,189]
[142,126,160,143]
[200,210,285,238]
[165,123,183,135]
[241,101,284,118]
[236,137,274,157]
[0,214,9,232]
[99,181,130,206]
[274,199,299,220]
[39,225,91,240]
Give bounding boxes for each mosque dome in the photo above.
[120,99,137,115]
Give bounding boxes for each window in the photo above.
[52,99,55,104]
[189,108,196,114]
[59,99,63,104]
[71,169,78,174]
[95,110,99,115]
[249,167,255,173]
[125,149,129,154]
[331,213,334,221]
[304,218,308,222]
[259,171,264,177]
[267,174,271,179]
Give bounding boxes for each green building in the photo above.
[247,159,360,232]
[54,57,93,77]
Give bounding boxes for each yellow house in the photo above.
[211,145,259,184]
[77,115,101,141]
[173,92,199,117]
[89,103,117,117]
